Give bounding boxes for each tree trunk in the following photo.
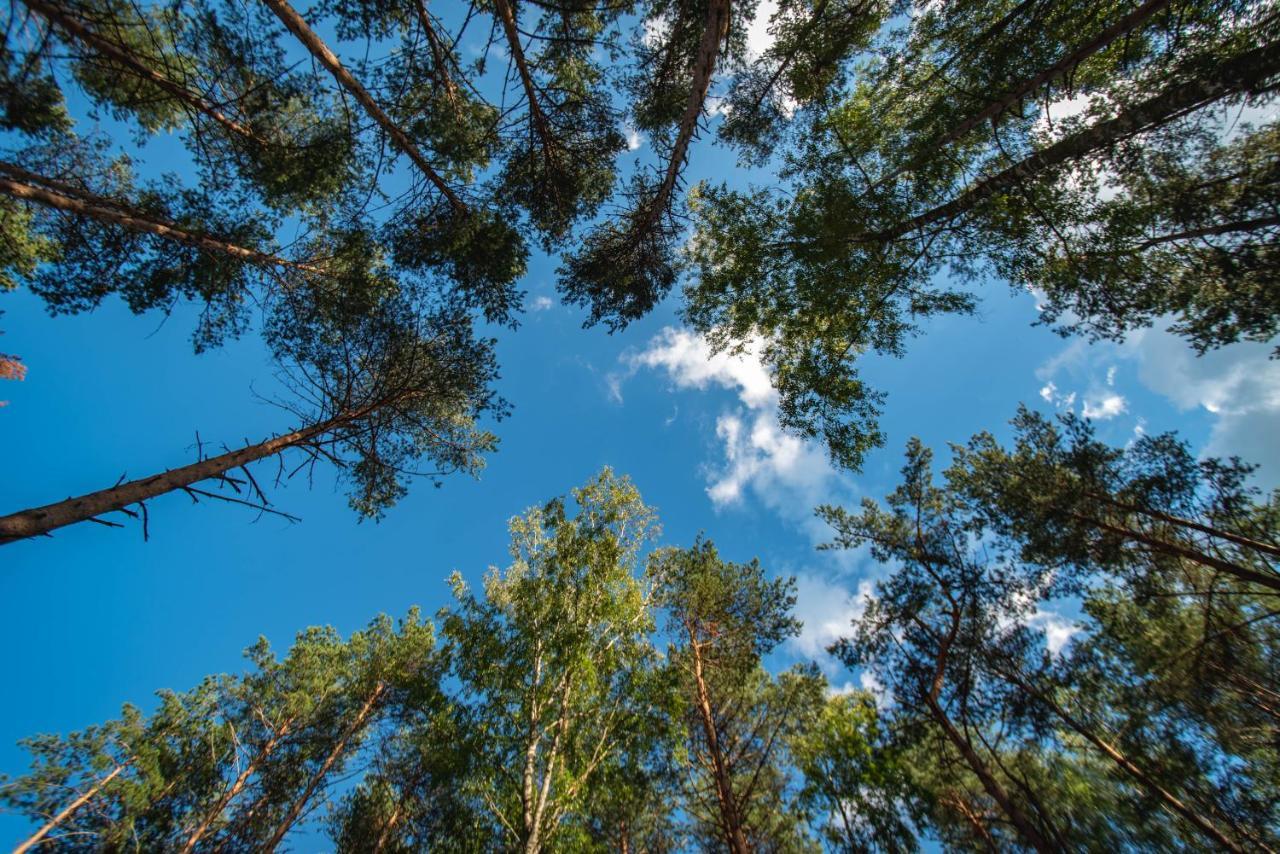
[12,762,128,854]
[0,412,347,544]
[650,0,731,221]
[925,697,1056,854]
[493,0,554,151]
[21,0,266,143]
[0,161,325,275]
[261,683,386,852]
[1086,490,1280,559]
[179,716,296,853]
[372,799,404,853]
[865,39,1280,244]
[689,629,751,854]
[997,665,1247,853]
[923,607,1054,853]
[260,0,466,214]
[1074,512,1280,593]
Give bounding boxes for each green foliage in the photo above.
[685,0,1280,470]
[824,415,1280,851]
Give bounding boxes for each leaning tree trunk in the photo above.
[0,411,356,544]
[261,682,386,852]
[179,715,297,853]
[260,0,465,213]
[924,609,1056,854]
[688,628,751,854]
[996,665,1247,853]
[12,762,129,854]
[1072,512,1280,593]
[863,38,1280,244]
[0,161,325,275]
[649,0,731,222]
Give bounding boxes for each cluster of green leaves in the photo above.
[685,0,1280,469]
[821,409,1279,851]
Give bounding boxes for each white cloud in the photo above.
[789,574,874,660]
[625,126,644,151]
[1127,327,1280,486]
[1038,380,1076,411]
[642,14,670,48]
[628,327,777,411]
[1024,608,1080,656]
[529,295,554,311]
[1035,321,1280,488]
[1082,392,1127,420]
[745,0,778,58]
[623,327,844,517]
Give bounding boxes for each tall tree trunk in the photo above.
[21,0,266,143]
[1086,491,1280,559]
[0,161,325,275]
[923,609,1055,854]
[688,628,751,854]
[261,683,386,852]
[492,0,555,152]
[1072,512,1280,592]
[643,0,730,230]
[12,762,128,854]
[997,665,1248,853]
[924,698,1056,854]
[372,799,404,853]
[0,410,359,544]
[260,0,466,214]
[862,39,1280,244]
[179,716,296,853]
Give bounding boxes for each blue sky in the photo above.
[3,3,1279,845]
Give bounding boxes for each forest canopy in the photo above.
[1,0,1277,848]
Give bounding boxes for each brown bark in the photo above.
[178,716,296,853]
[1075,512,1280,593]
[996,665,1247,853]
[924,609,1056,854]
[260,0,466,214]
[1086,491,1280,559]
[951,0,1171,159]
[493,0,555,151]
[0,410,356,544]
[1125,214,1280,251]
[649,0,731,222]
[372,799,404,853]
[0,161,326,275]
[411,0,461,103]
[12,762,128,854]
[261,682,386,852]
[943,792,999,853]
[863,39,1280,244]
[688,626,751,854]
[21,0,266,143]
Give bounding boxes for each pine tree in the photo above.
[685,0,1280,468]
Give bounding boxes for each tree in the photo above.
[0,612,437,851]
[17,0,357,212]
[823,426,1277,851]
[0,291,503,543]
[684,0,1280,469]
[947,405,1280,594]
[436,468,666,852]
[650,538,821,853]
[789,691,920,853]
[558,0,744,327]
